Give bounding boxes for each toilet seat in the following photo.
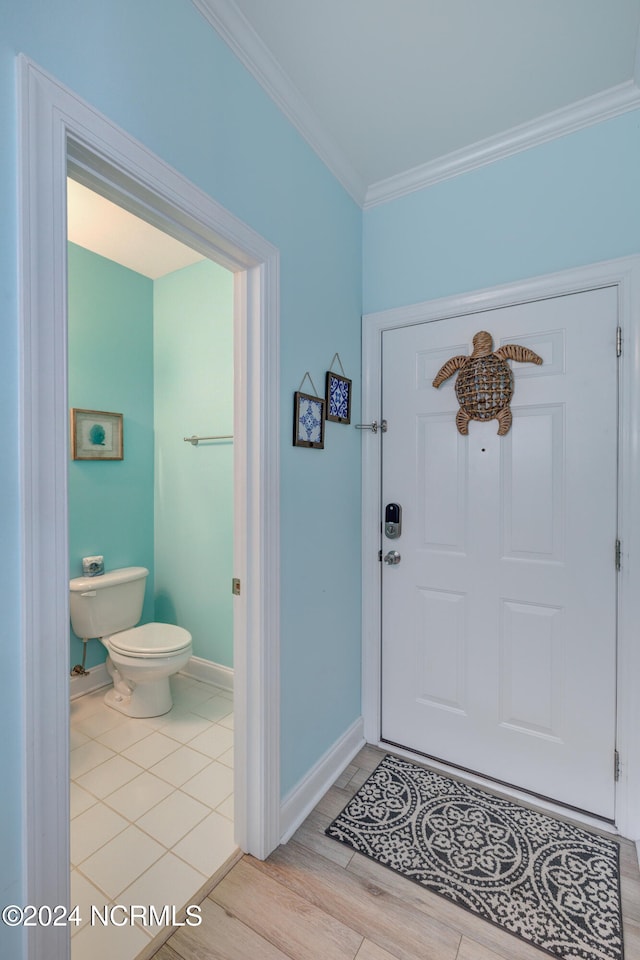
[107,622,191,658]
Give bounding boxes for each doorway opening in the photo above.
[20,57,281,960]
[66,179,239,958]
[360,259,640,844]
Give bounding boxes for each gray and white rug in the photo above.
[326,754,623,960]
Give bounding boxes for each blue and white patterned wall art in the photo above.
[293,391,325,448]
[326,371,352,424]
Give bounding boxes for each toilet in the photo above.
[69,566,192,718]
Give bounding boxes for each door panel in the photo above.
[418,414,468,551]
[502,405,564,560]
[381,287,618,818]
[499,599,563,738]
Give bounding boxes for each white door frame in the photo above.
[18,56,280,960]
[362,257,640,841]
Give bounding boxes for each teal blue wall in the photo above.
[363,109,640,313]
[154,260,234,667]
[2,0,362,924]
[67,243,155,669]
[69,250,234,669]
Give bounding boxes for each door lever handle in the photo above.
[383,550,401,565]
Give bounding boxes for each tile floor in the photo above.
[69,674,237,960]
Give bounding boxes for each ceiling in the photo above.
[67,179,205,279]
[68,0,640,266]
[194,0,640,205]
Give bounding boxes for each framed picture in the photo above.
[293,391,325,449]
[71,408,123,460]
[326,370,352,424]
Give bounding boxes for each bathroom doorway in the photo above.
[20,58,281,960]
[66,181,240,958]
[66,180,236,686]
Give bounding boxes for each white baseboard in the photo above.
[69,662,110,700]
[179,655,234,692]
[279,716,365,844]
[70,656,233,700]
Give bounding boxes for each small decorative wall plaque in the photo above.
[432,331,542,436]
[293,373,325,449]
[71,408,123,460]
[325,352,352,425]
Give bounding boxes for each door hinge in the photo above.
[615,749,621,782]
[615,539,621,571]
[378,549,383,562]
[616,326,622,357]
[232,578,241,596]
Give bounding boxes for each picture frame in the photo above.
[71,408,123,461]
[326,370,352,424]
[293,391,325,449]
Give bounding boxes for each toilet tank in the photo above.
[69,566,149,639]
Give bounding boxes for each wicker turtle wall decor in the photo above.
[432,331,543,436]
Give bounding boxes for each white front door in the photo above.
[381,287,619,818]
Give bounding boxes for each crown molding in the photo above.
[191,0,366,205]
[191,0,640,211]
[364,79,640,209]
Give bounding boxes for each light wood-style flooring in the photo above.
[151,745,640,960]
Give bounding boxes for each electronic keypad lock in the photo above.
[384,502,402,539]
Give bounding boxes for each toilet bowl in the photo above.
[102,623,192,718]
[69,566,192,718]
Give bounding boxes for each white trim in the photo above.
[361,255,640,842]
[191,0,366,205]
[188,1,640,211]
[19,55,280,960]
[279,717,365,844]
[364,81,640,208]
[69,663,110,700]
[179,656,234,692]
[70,656,233,700]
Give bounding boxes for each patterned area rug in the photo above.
[325,755,623,960]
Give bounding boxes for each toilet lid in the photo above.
[108,622,192,657]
